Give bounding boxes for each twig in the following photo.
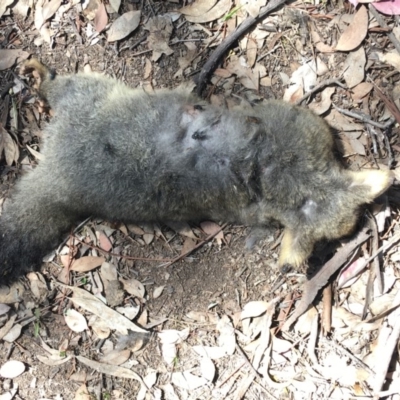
[358,230,400,272]
[282,229,370,330]
[367,74,400,125]
[119,34,148,53]
[161,223,228,267]
[72,236,172,262]
[196,0,288,96]
[321,337,376,375]
[373,296,400,398]
[332,103,394,129]
[362,214,381,320]
[369,4,400,54]
[295,78,346,106]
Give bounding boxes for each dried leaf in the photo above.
[57,282,147,334]
[349,138,366,156]
[119,278,145,299]
[143,233,154,245]
[171,371,208,390]
[351,82,373,102]
[343,46,366,88]
[107,10,141,42]
[12,0,30,17]
[65,309,88,333]
[91,317,111,339]
[372,0,400,16]
[241,301,270,319]
[311,28,334,53]
[179,0,217,16]
[335,6,368,51]
[41,0,62,22]
[0,360,25,379]
[283,60,317,103]
[184,0,231,23]
[109,0,121,13]
[246,37,258,68]
[2,128,19,166]
[216,315,235,355]
[127,224,145,235]
[74,383,91,400]
[240,0,267,18]
[181,237,196,255]
[116,306,140,320]
[77,355,144,382]
[166,221,197,239]
[325,109,364,132]
[2,323,21,342]
[0,49,30,71]
[101,349,131,366]
[143,58,152,79]
[192,345,226,359]
[94,2,108,33]
[145,16,174,61]
[158,328,190,364]
[309,87,335,115]
[70,256,105,272]
[376,51,400,72]
[0,0,14,19]
[200,357,216,382]
[153,286,165,299]
[97,231,112,251]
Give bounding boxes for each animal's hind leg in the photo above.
[278,228,315,272]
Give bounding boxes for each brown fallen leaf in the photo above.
[184,0,231,23]
[41,0,62,23]
[74,383,91,400]
[308,87,335,115]
[335,6,368,51]
[311,27,334,53]
[242,0,267,18]
[351,82,373,102]
[56,282,147,333]
[107,10,141,42]
[376,51,400,72]
[179,0,217,16]
[325,109,364,132]
[119,277,145,299]
[101,349,131,366]
[145,16,174,62]
[343,46,366,88]
[1,127,19,166]
[76,355,144,382]
[143,58,152,80]
[246,37,258,68]
[181,237,197,255]
[0,49,30,70]
[70,256,105,272]
[109,0,120,13]
[94,2,108,33]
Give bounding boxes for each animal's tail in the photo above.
[0,167,79,285]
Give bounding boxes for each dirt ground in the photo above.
[1,0,400,399]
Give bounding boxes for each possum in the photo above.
[0,59,393,284]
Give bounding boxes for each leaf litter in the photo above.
[1,0,400,399]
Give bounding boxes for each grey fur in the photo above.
[0,62,393,284]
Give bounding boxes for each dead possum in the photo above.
[0,59,393,284]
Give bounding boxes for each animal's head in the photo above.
[278,168,393,271]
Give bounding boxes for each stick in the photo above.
[196,0,288,95]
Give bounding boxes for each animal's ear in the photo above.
[348,169,393,202]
